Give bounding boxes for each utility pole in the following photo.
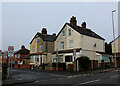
[73,50,76,71]
[112,10,117,69]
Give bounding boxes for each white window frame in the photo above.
[60,41,64,49]
[68,29,71,36]
[32,46,35,53]
[63,31,65,36]
[39,45,42,52]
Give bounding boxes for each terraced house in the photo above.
[29,28,56,69]
[52,16,105,71]
[111,35,120,66]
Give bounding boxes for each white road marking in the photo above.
[80,79,100,85]
[67,76,73,78]
[110,75,119,78]
[17,78,23,80]
[72,79,100,86]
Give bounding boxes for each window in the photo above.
[68,29,71,36]
[63,31,65,36]
[39,45,42,52]
[65,56,73,62]
[69,40,73,47]
[32,46,35,53]
[18,54,20,58]
[30,56,34,63]
[15,55,17,58]
[60,41,64,49]
[38,37,40,42]
[35,55,39,62]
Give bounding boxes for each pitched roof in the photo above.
[29,52,45,56]
[110,35,120,43]
[55,23,105,41]
[23,52,45,59]
[15,48,30,55]
[30,32,56,44]
[52,48,82,54]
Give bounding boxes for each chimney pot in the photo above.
[21,45,25,49]
[81,22,86,28]
[52,33,56,37]
[42,28,47,34]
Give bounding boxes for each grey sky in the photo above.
[2,2,118,51]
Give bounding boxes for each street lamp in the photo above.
[112,10,117,69]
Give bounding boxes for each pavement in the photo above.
[2,67,120,86]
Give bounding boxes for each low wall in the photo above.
[20,65,30,69]
[14,64,18,68]
[14,64,30,69]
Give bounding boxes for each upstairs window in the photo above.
[39,45,42,52]
[38,37,40,42]
[32,46,35,53]
[15,55,17,58]
[18,54,20,58]
[63,31,65,36]
[68,29,71,36]
[60,41,64,49]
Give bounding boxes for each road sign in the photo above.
[8,46,14,79]
[8,46,14,57]
[8,46,14,52]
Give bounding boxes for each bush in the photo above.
[78,56,91,70]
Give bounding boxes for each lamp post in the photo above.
[112,10,117,69]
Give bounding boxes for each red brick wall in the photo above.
[14,64,18,68]
[20,65,30,69]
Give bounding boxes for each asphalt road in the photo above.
[12,68,120,86]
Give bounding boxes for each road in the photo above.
[11,68,120,85]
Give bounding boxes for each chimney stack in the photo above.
[70,16,77,26]
[21,45,25,50]
[42,28,47,34]
[52,33,56,37]
[81,22,86,28]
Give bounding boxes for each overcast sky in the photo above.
[2,2,118,51]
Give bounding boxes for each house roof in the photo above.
[24,52,45,59]
[55,23,105,41]
[52,48,82,54]
[29,52,45,56]
[30,32,56,44]
[14,48,30,55]
[110,35,120,43]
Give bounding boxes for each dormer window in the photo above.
[63,31,65,36]
[68,29,71,36]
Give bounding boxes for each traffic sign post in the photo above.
[8,46,14,79]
